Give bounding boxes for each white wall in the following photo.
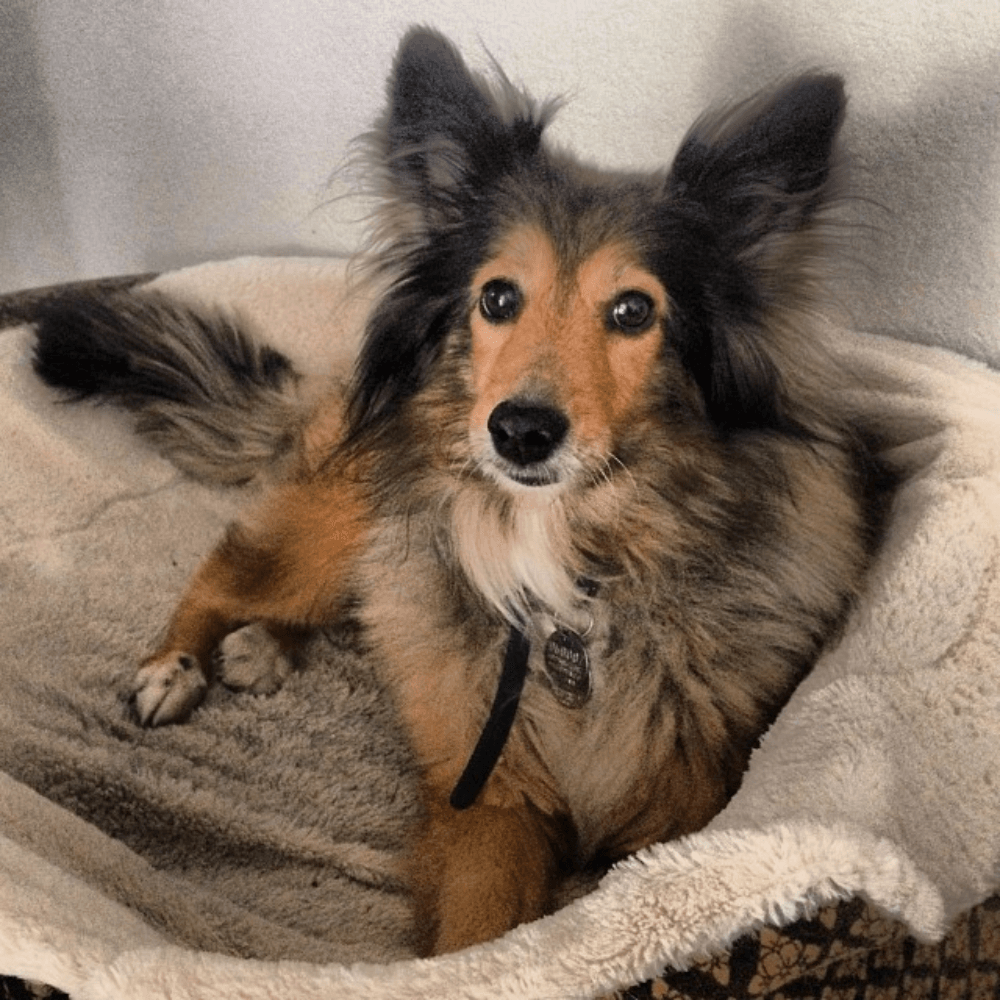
[2,0,999,364]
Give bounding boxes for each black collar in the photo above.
[449,580,599,810]
[449,626,531,810]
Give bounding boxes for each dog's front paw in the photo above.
[132,654,209,726]
[216,624,293,696]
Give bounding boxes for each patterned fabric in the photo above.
[604,895,1000,1000]
[4,894,997,999]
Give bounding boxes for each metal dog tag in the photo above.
[543,627,592,709]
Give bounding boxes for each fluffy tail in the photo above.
[32,288,308,485]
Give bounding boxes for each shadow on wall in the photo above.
[695,6,1000,368]
[3,3,999,366]
[842,61,1000,367]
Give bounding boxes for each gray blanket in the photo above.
[1,257,999,1000]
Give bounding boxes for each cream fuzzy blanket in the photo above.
[1,257,998,1000]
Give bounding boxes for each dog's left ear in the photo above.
[377,28,550,224]
[667,73,845,251]
[664,74,846,431]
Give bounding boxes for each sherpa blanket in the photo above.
[0,256,998,1000]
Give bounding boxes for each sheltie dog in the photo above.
[32,28,891,955]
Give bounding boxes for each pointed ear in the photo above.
[377,28,551,223]
[662,75,846,432]
[667,73,846,254]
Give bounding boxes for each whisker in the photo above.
[606,452,635,488]
[583,451,630,530]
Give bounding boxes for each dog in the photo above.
[32,27,892,955]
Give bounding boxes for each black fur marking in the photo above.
[659,74,846,432]
[345,286,469,452]
[668,75,845,218]
[382,28,551,223]
[32,290,295,408]
[32,289,303,485]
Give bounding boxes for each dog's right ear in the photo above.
[375,28,551,225]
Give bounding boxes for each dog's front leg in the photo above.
[409,791,564,955]
[132,553,243,726]
[133,478,367,726]
[131,533,279,725]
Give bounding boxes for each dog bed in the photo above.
[1,256,998,999]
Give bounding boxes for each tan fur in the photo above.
[407,794,564,955]
[132,227,873,955]
[143,448,368,678]
[469,227,667,456]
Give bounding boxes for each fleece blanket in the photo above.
[0,256,998,1000]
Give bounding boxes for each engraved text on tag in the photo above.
[543,628,592,708]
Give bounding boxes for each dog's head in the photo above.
[348,28,846,504]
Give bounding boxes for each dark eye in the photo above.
[479,280,522,323]
[608,291,655,334]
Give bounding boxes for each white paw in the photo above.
[216,624,293,696]
[132,654,209,726]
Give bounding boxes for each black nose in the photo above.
[487,401,569,467]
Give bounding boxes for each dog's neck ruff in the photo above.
[451,487,581,626]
